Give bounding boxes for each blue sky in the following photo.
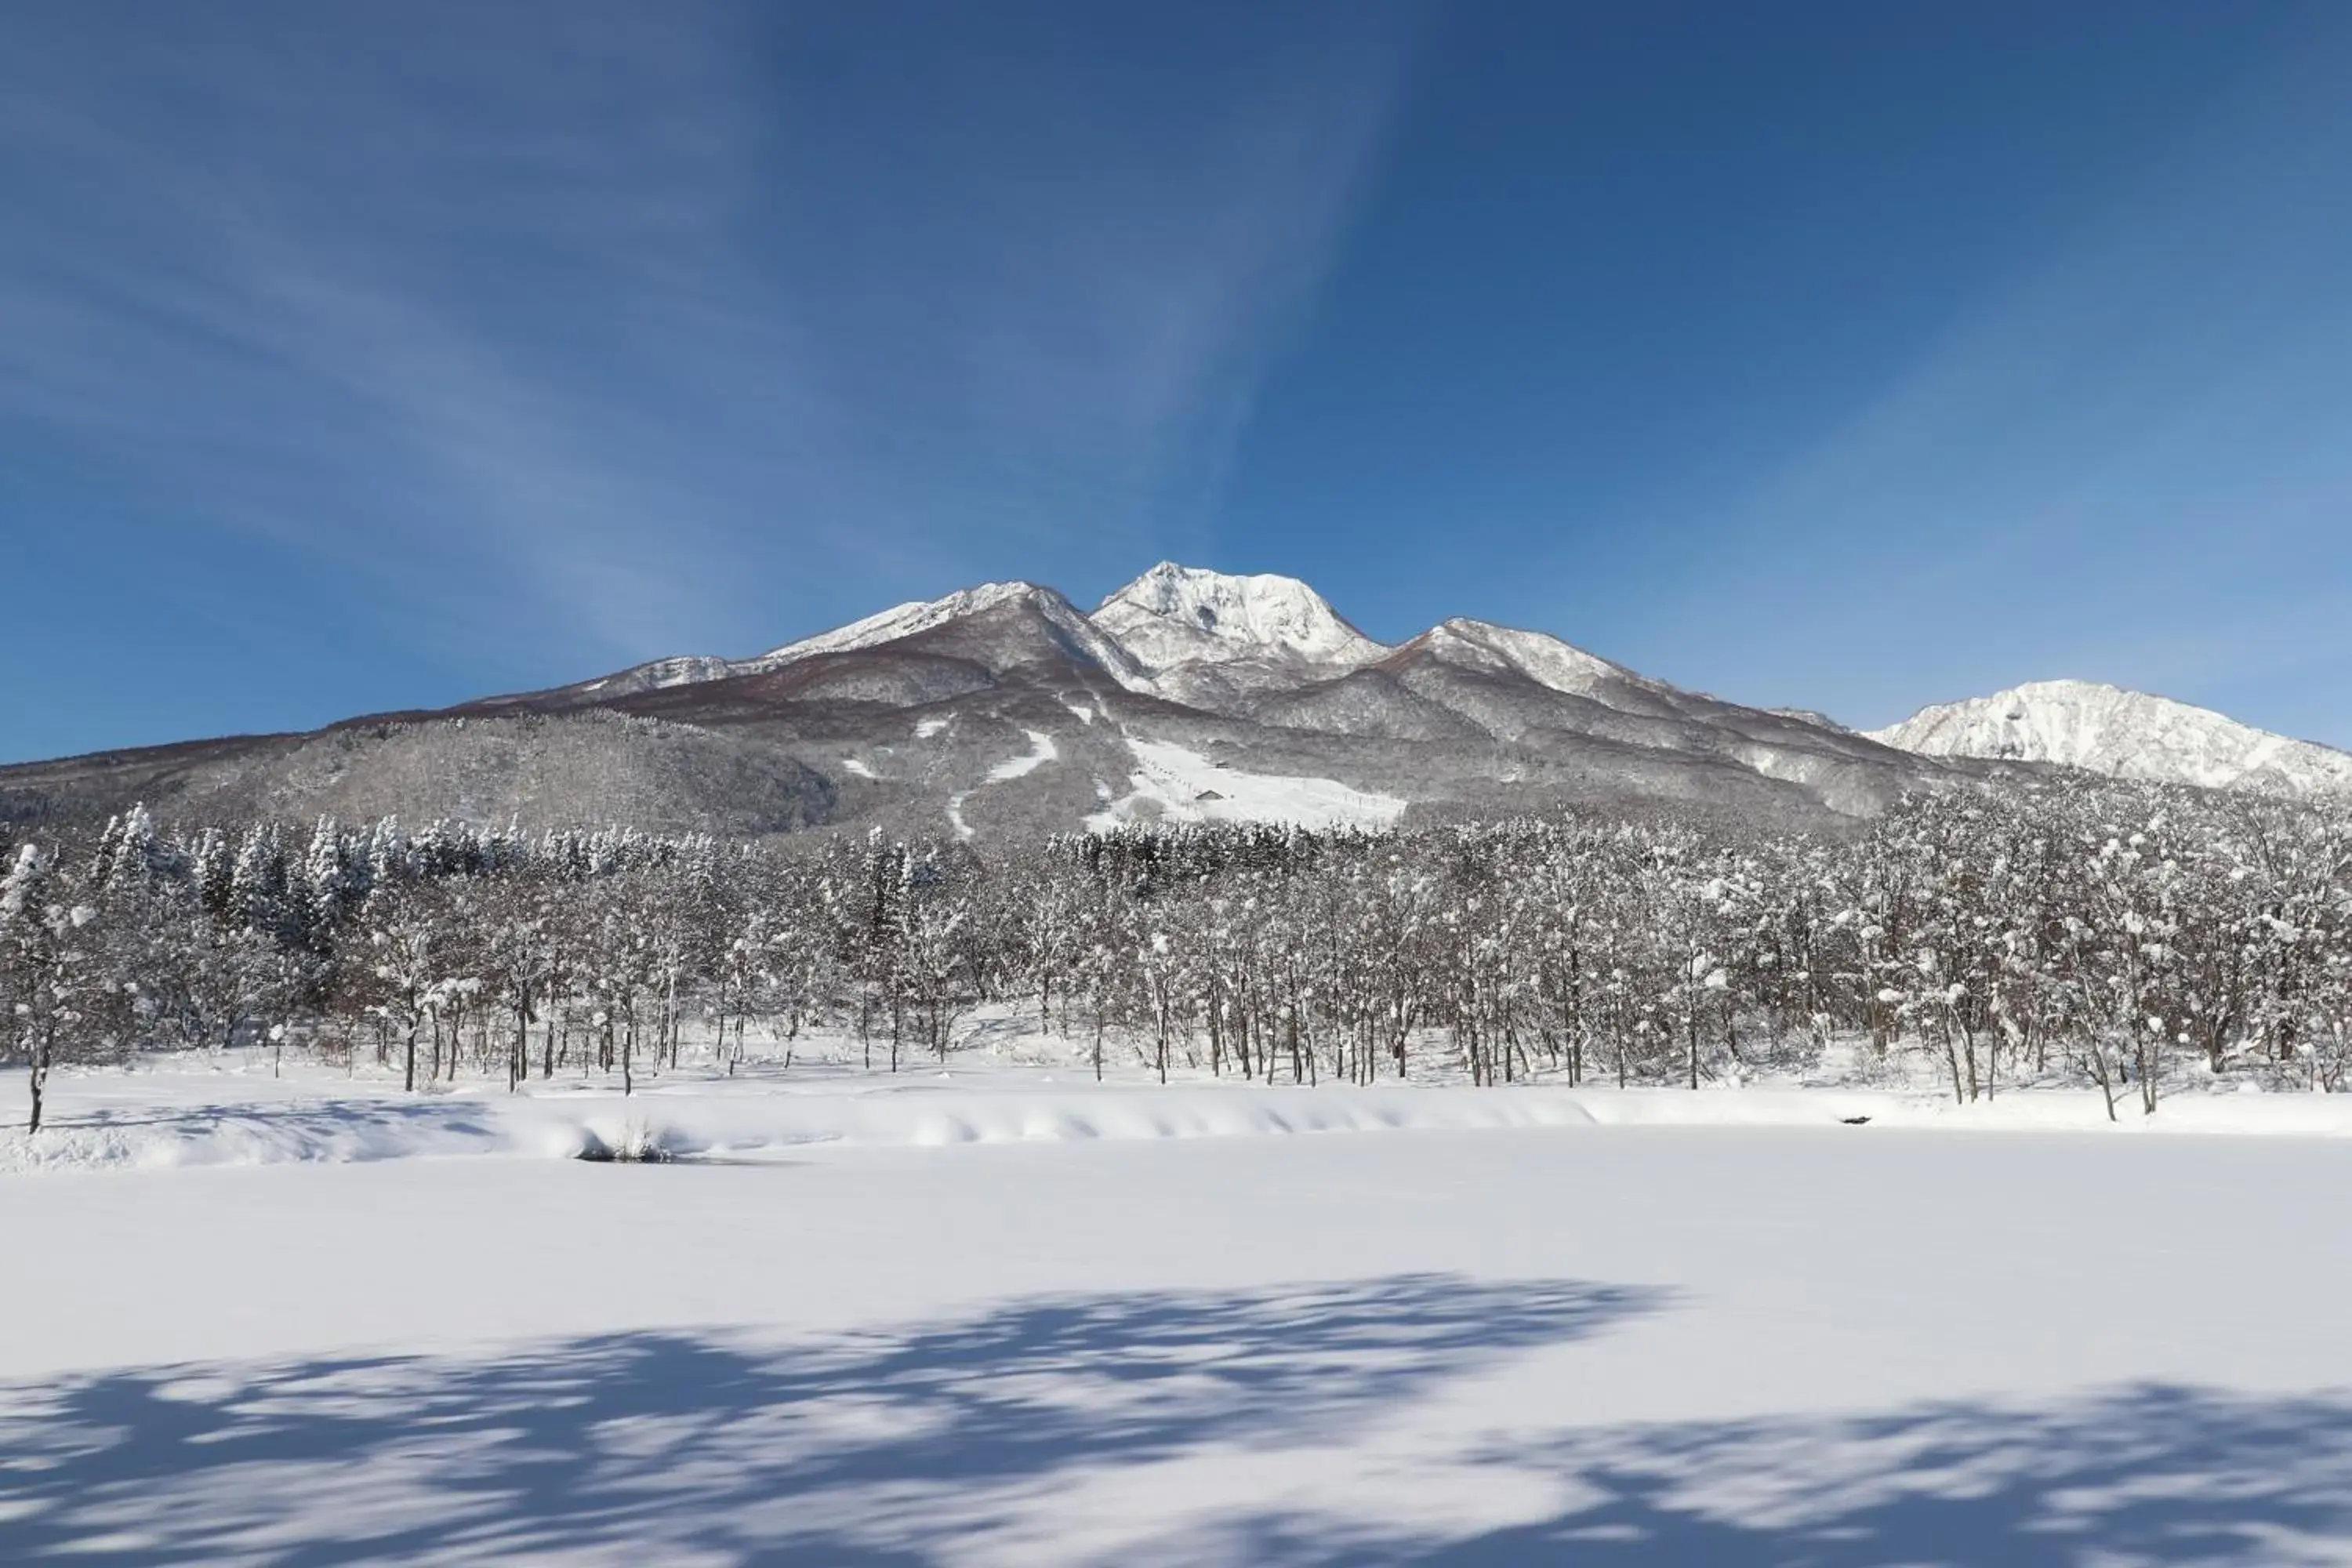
[5,0,2350,762]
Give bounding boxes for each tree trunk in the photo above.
[27,1027,50,1134]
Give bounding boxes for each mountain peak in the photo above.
[1867,680,2352,796]
[1091,563,1386,673]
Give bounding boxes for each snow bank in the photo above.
[578,1081,1605,1161]
[584,1080,2352,1159]
[0,1079,1597,1174]
[0,1097,516,1174]
[9,1067,2352,1177]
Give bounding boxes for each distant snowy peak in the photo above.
[1405,618,1650,699]
[1867,680,2352,797]
[1091,562,1388,673]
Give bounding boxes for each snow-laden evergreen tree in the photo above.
[2,844,97,1131]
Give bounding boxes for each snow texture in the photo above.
[1871,678,2352,795]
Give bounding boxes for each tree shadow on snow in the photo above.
[1225,1383,2352,1566]
[0,1272,1658,1564]
[4,1276,2346,1565]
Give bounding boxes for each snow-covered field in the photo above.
[4,1052,2350,1563]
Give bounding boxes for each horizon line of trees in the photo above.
[6,776,2352,1132]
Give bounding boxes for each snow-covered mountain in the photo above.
[45,565,2310,840]
[1867,680,2352,797]
[575,564,1381,710]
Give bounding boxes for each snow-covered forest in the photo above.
[8,775,2352,1132]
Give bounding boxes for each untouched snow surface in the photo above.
[2,1056,2350,1563]
[1086,738,1407,833]
[1870,677,2352,795]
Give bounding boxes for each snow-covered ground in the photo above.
[3,1048,2350,1562]
[8,1048,2352,1178]
[1086,738,1408,832]
[985,728,1060,782]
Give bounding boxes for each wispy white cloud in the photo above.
[0,2,798,659]
[0,1,1414,681]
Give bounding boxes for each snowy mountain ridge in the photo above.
[15,564,2343,844]
[524,574,2352,815]
[1867,679,2352,797]
[588,563,1648,710]
[755,580,1051,667]
[1399,617,1656,700]
[586,581,1154,697]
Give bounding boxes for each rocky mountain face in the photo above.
[1866,680,2352,797]
[12,564,2278,840]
